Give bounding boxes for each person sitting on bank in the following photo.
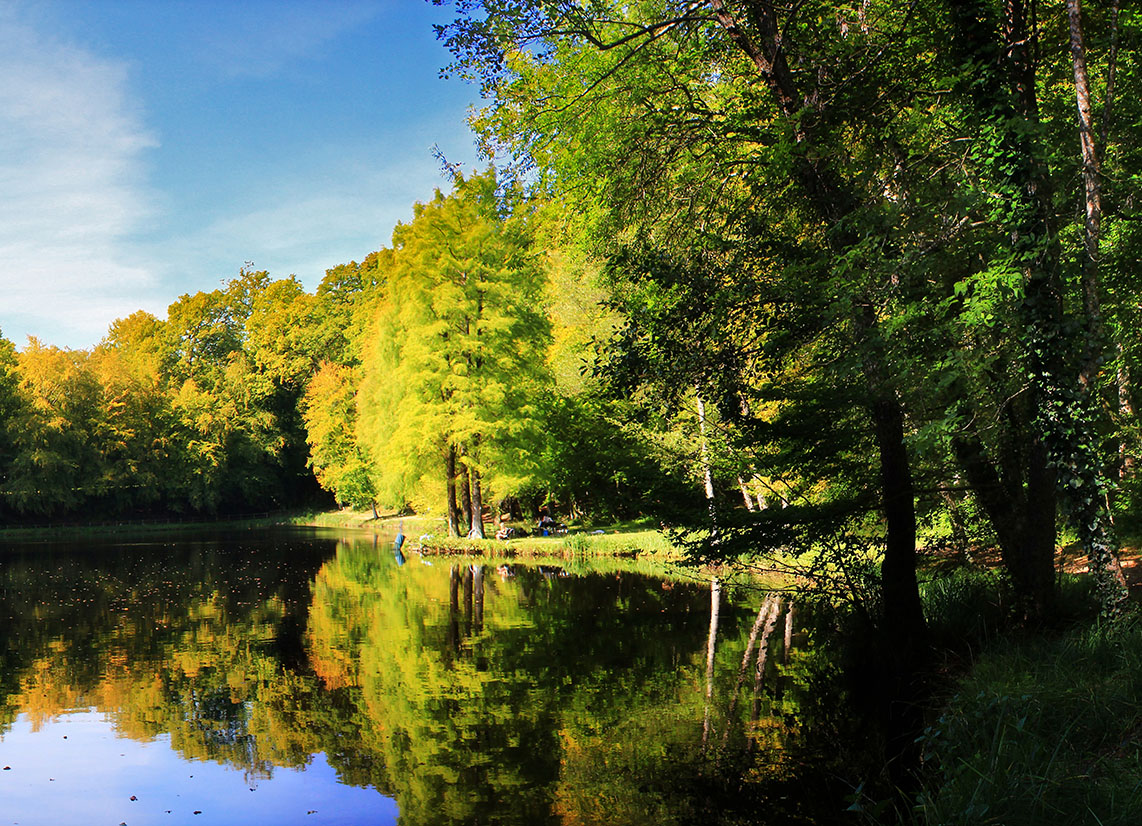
[537,510,558,535]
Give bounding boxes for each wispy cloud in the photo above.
[0,5,160,348]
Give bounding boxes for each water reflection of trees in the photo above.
[0,535,812,824]
[304,545,802,826]
[0,538,334,777]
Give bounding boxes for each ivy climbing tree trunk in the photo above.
[1064,0,1129,608]
[1068,0,1104,389]
[946,0,1127,615]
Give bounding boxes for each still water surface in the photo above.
[0,528,808,825]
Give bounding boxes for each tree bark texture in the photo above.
[459,449,473,531]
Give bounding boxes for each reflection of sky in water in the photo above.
[0,711,398,826]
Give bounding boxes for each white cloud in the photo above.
[0,6,159,348]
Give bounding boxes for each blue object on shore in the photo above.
[393,528,406,566]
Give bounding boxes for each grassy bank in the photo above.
[296,508,684,559]
[835,566,1135,826]
[0,507,681,560]
[907,617,1142,826]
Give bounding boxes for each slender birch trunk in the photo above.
[738,476,756,511]
[696,389,719,539]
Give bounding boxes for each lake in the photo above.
[0,527,830,825]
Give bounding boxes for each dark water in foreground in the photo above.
[0,528,818,826]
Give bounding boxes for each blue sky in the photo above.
[0,0,481,350]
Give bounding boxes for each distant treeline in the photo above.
[0,171,699,528]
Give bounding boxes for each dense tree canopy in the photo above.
[432,0,1142,623]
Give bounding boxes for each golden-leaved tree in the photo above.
[357,171,551,536]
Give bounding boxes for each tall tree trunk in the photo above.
[696,389,719,535]
[711,0,926,649]
[856,304,926,651]
[953,423,1057,618]
[1098,1,1132,482]
[459,448,473,532]
[446,445,461,537]
[697,390,716,501]
[943,0,1123,616]
[1063,0,1129,607]
[469,466,487,539]
[738,476,756,511]
[1120,349,1135,479]
[1067,0,1104,390]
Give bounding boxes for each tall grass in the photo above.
[913,619,1142,826]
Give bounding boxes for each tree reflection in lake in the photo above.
[0,529,838,825]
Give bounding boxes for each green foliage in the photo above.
[527,392,702,521]
[434,0,1142,626]
[0,268,324,519]
[357,170,552,512]
[301,363,375,509]
[6,340,107,515]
